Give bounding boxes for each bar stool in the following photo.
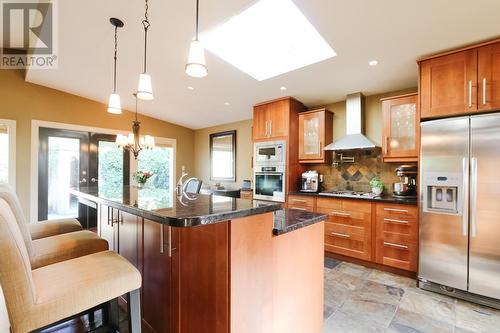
[0,185,83,240]
[0,198,142,333]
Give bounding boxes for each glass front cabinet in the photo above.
[381,93,419,162]
[298,108,333,163]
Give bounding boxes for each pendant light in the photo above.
[185,0,207,78]
[108,18,124,114]
[137,0,154,100]
[116,93,155,159]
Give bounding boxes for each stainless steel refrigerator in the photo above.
[419,113,500,308]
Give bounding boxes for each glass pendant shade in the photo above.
[186,39,208,78]
[137,73,154,100]
[107,93,122,114]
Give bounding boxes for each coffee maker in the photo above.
[301,171,319,193]
[393,165,417,198]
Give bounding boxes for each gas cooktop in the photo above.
[318,190,380,198]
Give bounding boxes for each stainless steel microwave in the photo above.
[254,140,286,164]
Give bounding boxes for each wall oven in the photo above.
[254,165,285,202]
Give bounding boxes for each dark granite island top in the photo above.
[273,209,327,235]
[71,186,283,227]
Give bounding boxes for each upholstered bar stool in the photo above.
[0,186,83,239]
[0,186,108,269]
[0,198,142,333]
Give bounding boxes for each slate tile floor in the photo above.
[323,257,500,333]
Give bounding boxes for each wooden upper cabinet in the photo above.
[381,93,419,162]
[420,49,478,119]
[298,109,333,163]
[253,98,291,141]
[478,42,500,111]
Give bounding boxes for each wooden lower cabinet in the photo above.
[287,194,315,211]
[375,203,419,272]
[316,198,372,261]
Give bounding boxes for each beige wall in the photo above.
[193,119,253,189]
[0,70,195,221]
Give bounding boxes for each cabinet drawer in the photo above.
[376,203,418,219]
[376,236,418,272]
[316,197,342,210]
[288,205,312,212]
[316,207,370,229]
[376,216,418,242]
[324,222,371,261]
[325,222,365,238]
[288,195,315,208]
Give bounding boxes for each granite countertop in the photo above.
[288,191,418,205]
[272,209,327,236]
[71,186,281,227]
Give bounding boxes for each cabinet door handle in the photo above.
[384,241,409,250]
[292,199,307,203]
[331,211,351,217]
[160,225,164,254]
[265,121,268,136]
[269,120,272,136]
[384,136,389,155]
[383,207,409,213]
[483,78,487,105]
[168,226,173,257]
[383,218,409,224]
[468,80,473,108]
[331,232,350,238]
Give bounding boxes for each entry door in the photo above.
[469,114,500,298]
[38,128,89,221]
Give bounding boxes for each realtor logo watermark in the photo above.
[1,0,57,69]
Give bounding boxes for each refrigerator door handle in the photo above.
[462,157,469,237]
[471,157,478,237]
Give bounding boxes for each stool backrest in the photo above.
[0,198,36,330]
[0,186,35,260]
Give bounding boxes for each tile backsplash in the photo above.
[307,149,416,195]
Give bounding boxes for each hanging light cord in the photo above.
[134,93,139,122]
[113,25,118,93]
[195,0,199,40]
[142,0,150,73]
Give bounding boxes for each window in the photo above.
[210,130,236,182]
[136,144,175,208]
[0,120,16,189]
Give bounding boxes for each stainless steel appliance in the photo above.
[319,190,378,199]
[255,140,285,164]
[419,114,500,309]
[254,165,285,202]
[253,140,286,202]
[393,165,417,198]
[301,171,319,192]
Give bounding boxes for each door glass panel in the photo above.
[390,103,416,150]
[303,116,320,155]
[255,174,283,196]
[0,125,8,185]
[137,146,174,208]
[47,137,80,219]
[98,141,124,200]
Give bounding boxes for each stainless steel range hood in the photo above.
[323,92,378,150]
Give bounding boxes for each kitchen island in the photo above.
[72,186,326,333]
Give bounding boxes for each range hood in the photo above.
[323,92,378,150]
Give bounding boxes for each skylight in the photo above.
[200,0,336,81]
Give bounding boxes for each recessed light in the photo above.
[201,0,336,81]
[280,86,287,91]
[187,86,194,90]
[224,102,230,106]
[369,60,378,67]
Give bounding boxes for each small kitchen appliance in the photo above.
[300,171,319,193]
[393,165,417,198]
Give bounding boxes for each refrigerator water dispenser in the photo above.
[423,172,462,215]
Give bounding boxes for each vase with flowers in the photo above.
[135,171,153,188]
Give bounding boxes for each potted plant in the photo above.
[369,176,384,196]
[135,170,154,188]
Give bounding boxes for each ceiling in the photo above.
[26,0,500,129]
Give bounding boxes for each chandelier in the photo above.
[116,94,155,159]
